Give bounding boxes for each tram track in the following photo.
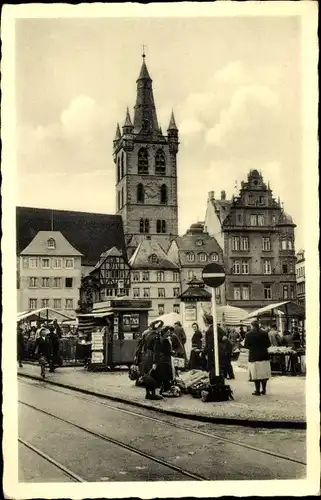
[19,377,306,467]
[18,400,207,481]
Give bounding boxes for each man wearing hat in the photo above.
[33,327,52,378]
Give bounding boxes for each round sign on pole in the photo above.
[202,262,226,288]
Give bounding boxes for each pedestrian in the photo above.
[228,328,241,350]
[155,327,174,396]
[239,324,246,341]
[140,320,164,400]
[244,319,271,396]
[48,325,60,372]
[202,313,228,377]
[173,321,188,366]
[17,326,25,368]
[33,328,52,378]
[268,323,282,346]
[220,331,235,379]
[53,318,62,339]
[188,323,203,370]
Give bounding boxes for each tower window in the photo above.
[156,219,167,233]
[160,184,168,204]
[139,218,150,233]
[121,152,124,178]
[117,157,121,182]
[155,149,166,175]
[117,191,121,211]
[138,147,149,174]
[137,184,144,203]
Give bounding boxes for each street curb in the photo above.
[18,372,306,430]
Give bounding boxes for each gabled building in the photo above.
[221,169,297,311]
[204,190,232,250]
[79,246,131,313]
[113,53,179,257]
[18,231,82,316]
[296,249,305,308]
[129,236,181,318]
[167,222,225,304]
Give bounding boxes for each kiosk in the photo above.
[77,298,152,371]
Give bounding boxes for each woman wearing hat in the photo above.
[244,320,271,396]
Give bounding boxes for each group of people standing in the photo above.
[17,320,62,378]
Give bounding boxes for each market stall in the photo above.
[245,301,306,375]
[77,298,152,371]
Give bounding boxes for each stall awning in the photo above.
[77,311,113,318]
[245,301,305,320]
[17,307,74,322]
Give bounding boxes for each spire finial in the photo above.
[142,43,147,59]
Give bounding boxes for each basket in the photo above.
[173,357,185,368]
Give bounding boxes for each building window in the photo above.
[157,219,167,233]
[259,196,264,205]
[196,239,203,246]
[288,240,293,250]
[233,286,241,300]
[215,287,220,297]
[65,278,73,288]
[137,184,144,203]
[142,271,150,281]
[29,277,37,288]
[41,277,50,288]
[138,147,149,174]
[160,184,168,204]
[188,270,194,280]
[53,277,62,288]
[47,238,55,249]
[149,254,159,265]
[155,149,166,175]
[250,214,265,226]
[232,261,241,274]
[158,288,165,298]
[290,285,295,299]
[41,258,50,269]
[133,288,140,298]
[199,253,207,262]
[272,215,276,225]
[283,285,289,300]
[158,304,165,315]
[240,237,249,251]
[264,285,272,300]
[282,263,288,274]
[65,299,73,310]
[187,252,195,262]
[139,218,144,233]
[262,237,271,251]
[132,272,140,282]
[121,152,124,178]
[29,298,37,310]
[173,271,180,282]
[139,218,150,234]
[241,261,249,274]
[258,215,265,226]
[232,237,240,251]
[157,271,164,282]
[173,304,180,314]
[173,287,180,297]
[65,258,74,269]
[250,215,257,226]
[143,288,150,298]
[23,257,29,268]
[53,299,62,309]
[121,187,124,208]
[263,260,272,275]
[41,298,50,308]
[117,157,121,182]
[281,239,287,250]
[211,252,219,262]
[242,285,250,300]
[53,258,62,269]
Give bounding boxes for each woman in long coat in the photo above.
[244,319,271,396]
[153,327,174,395]
[203,314,228,376]
[189,323,203,370]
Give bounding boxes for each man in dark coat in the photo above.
[34,328,52,378]
[203,314,229,377]
[173,321,188,366]
[17,326,25,368]
[48,325,60,372]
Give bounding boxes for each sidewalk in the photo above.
[18,362,306,429]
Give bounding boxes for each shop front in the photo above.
[77,298,152,371]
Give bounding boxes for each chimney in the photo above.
[221,190,226,200]
[208,191,215,201]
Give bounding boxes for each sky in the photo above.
[15,15,304,248]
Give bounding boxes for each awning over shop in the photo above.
[245,301,305,320]
[201,303,252,326]
[17,307,74,323]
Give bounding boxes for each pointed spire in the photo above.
[123,107,133,128]
[133,53,159,134]
[168,110,178,131]
[114,123,121,141]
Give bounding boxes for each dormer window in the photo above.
[148,254,159,265]
[47,238,55,249]
[199,253,207,262]
[187,252,195,262]
[196,239,203,246]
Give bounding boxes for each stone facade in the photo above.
[221,170,297,311]
[296,249,305,308]
[114,56,179,257]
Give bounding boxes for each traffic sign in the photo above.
[202,263,226,288]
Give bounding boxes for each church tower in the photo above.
[113,53,179,257]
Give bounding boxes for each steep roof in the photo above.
[16,207,127,266]
[133,55,160,136]
[129,237,179,270]
[20,231,83,256]
[91,246,124,272]
[211,198,232,224]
